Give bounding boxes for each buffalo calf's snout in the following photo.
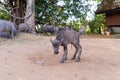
[54,51,59,54]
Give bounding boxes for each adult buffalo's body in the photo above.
[50,28,82,63]
[41,25,60,34]
[0,20,18,39]
[19,23,31,33]
[0,32,11,38]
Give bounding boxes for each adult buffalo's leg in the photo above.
[60,45,68,63]
[10,31,14,39]
[75,44,82,62]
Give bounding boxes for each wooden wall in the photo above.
[105,11,120,26]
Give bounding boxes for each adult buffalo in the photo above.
[19,23,32,33]
[79,27,86,38]
[0,20,18,39]
[41,25,60,34]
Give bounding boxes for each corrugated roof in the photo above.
[96,0,120,14]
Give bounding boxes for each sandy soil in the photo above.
[0,33,120,80]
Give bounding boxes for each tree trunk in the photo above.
[10,0,24,25]
[25,0,35,33]
[19,0,24,23]
[14,0,20,25]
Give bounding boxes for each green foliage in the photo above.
[93,0,102,2]
[0,10,10,20]
[67,20,81,31]
[35,0,89,27]
[88,14,105,34]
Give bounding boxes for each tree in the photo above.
[0,0,35,32]
[35,0,90,27]
[0,0,25,24]
[86,0,106,34]
[88,14,105,34]
[0,9,10,20]
[25,0,35,33]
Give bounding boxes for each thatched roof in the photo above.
[96,0,120,14]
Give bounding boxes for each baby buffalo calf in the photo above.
[50,28,82,63]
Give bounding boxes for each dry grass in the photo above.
[85,34,120,39]
[0,33,119,45]
[0,33,44,45]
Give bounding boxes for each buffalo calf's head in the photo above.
[50,39,61,54]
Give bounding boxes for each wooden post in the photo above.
[106,26,110,36]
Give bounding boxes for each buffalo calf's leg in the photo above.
[76,44,82,62]
[60,46,68,63]
[71,47,78,60]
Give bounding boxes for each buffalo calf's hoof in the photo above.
[64,57,67,60]
[75,58,80,62]
[71,57,75,60]
[60,60,64,63]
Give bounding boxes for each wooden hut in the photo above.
[96,0,120,34]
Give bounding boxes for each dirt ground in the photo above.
[0,33,120,80]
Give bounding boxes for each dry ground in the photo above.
[0,33,120,80]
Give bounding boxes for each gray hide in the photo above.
[50,28,82,63]
[41,25,60,34]
[19,23,31,33]
[0,20,17,39]
[79,27,86,38]
[0,32,11,38]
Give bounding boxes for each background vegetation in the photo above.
[0,0,105,34]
